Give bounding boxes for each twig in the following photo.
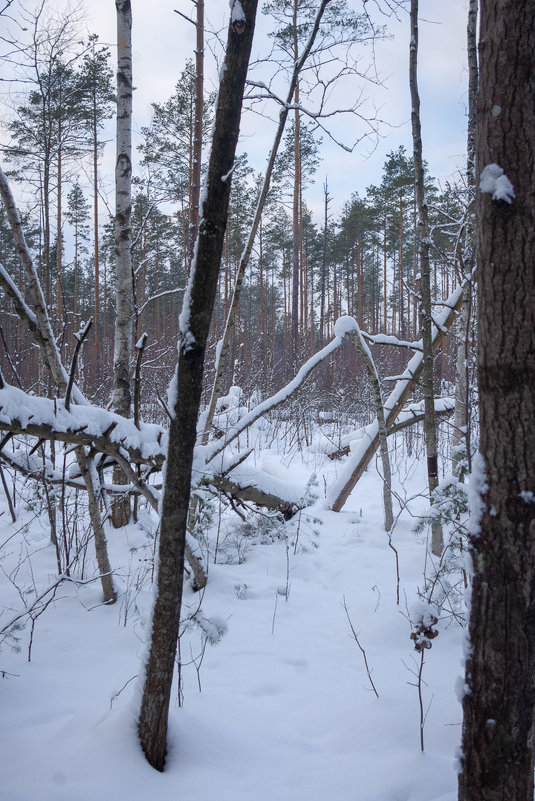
[342,596,379,698]
[110,674,138,710]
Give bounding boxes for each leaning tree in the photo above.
[137,0,259,772]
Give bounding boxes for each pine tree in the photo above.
[65,181,90,328]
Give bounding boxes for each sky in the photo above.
[84,0,470,218]
[2,0,471,220]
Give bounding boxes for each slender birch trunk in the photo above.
[201,0,331,442]
[111,0,134,527]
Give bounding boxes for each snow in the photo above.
[230,0,245,23]
[0,438,465,801]
[333,314,358,338]
[467,451,488,539]
[0,384,166,462]
[203,330,352,466]
[479,163,515,203]
[228,456,306,506]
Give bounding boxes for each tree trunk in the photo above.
[409,0,442,555]
[328,283,463,513]
[320,179,329,345]
[458,1,535,799]
[291,0,300,368]
[188,0,204,267]
[92,89,100,355]
[112,0,134,527]
[452,0,477,479]
[56,143,63,334]
[137,0,258,771]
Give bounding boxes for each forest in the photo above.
[0,1,533,800]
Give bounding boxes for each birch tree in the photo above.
[111,0,134,527]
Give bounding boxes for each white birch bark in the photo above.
[112,0,134,527]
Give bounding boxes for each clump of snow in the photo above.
[480,163,515,203]
[519,490,535,503]
[230,0,245,23]
[454,674,469,703]
[411,598,440,629]
[467,451,488,538]
[333,315,358,338]
[0,384,166,462]
[181,330,197,353]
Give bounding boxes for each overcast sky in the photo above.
[7,0,471,219]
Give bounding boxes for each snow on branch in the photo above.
[326,284,465,512]
[138,287,184,317]
[0,384,166,468]
[360,331,423,351]
[204,320,359,465]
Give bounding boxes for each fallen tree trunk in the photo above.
[0,395,165,469]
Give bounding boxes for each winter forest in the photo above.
[0,0,533,799]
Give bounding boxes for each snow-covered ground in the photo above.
[0,442,463,801]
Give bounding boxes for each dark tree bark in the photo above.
[458,2,535,799]
[137,0,258,772]
[409,0,442,555]
[188,0,204,267]
[452,0,478,479]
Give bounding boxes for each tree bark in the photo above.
[112,0,134,527]
[458,1,535,799]
[137,0,258,771]
[188,0,204,268]
[452,0,477,479]
[92,88,100,355]
[409,0,442,555]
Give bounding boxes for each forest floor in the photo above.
[0,439,464,801]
